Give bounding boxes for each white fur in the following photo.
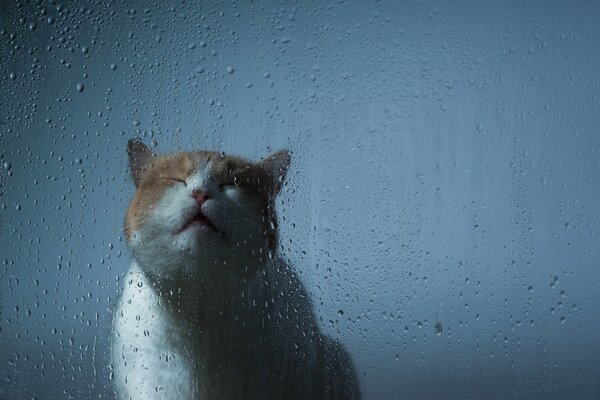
[112,261,196,400]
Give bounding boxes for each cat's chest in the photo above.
[112,263,198,398]
[112,260,321,400]
[113,262,254,388]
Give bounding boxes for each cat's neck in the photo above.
[133,253,270,327]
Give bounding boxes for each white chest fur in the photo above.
[112,262,198,399]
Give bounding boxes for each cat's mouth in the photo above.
[176,210,220,235]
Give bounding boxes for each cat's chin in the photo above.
[181,221,223,237]
[175,211,222,236]
[174,226,227,254]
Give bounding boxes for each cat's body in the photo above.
[112,140,359,400]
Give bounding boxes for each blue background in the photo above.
[1,1,599,398]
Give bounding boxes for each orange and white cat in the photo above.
[112,139,360,400]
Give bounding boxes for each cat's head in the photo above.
[124,139,290,281]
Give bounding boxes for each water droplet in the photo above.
[3,162,11,171]
[434,322,443,335]
[227,66,235,74]
[76,83,85,92]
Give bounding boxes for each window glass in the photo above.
[1,1,599,399]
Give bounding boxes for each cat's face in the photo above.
[124,139,290,280]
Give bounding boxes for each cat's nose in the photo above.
[191,189,211,207]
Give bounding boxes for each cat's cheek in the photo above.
[154,188,196,231]
[128,230,143,248]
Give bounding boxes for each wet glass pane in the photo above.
[1,1,599,399]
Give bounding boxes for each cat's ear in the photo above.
[260,150,291,196]
[127,139,155,187]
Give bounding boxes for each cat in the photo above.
[111,139,360,400]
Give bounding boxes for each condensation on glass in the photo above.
[1,1,599,399]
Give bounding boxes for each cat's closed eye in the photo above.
[163,177,187,186]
